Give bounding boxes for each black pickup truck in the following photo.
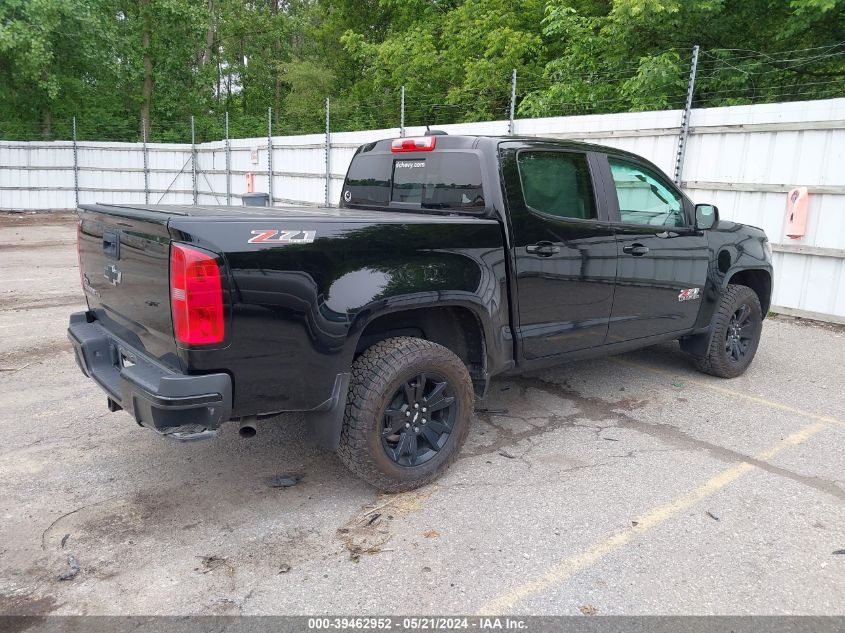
[69,133,773,491]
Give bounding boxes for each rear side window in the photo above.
[343,152,484,211]
[517,151,596,220]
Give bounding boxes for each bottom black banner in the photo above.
[1,616,842,633]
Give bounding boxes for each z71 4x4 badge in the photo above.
[247,229,316,244]
[678,288,701,302]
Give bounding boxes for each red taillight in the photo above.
[170,243,225,345]
[390,137,436,152]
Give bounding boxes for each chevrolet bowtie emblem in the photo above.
[104,264,123,286]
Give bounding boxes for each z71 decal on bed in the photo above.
[248,229,317,244]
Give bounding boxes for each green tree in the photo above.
[0,0,842,141]
[0,0,120,138]
[521,0,844,116]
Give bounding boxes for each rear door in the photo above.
[597,154,709,342]
[501,144,617,359]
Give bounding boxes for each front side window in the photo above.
[608,158,686,227]
[517,151,596,220]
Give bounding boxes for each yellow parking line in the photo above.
[614,359,845,428]
[477,420,828,614]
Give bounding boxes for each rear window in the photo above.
[343,152,484,211]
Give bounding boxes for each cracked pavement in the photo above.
[1,213,843,615]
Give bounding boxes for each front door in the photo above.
[600,155,709,343]
[502,147,617,359]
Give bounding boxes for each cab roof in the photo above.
[360,134,648,162]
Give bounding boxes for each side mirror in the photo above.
[695,203,719,230]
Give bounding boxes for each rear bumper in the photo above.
[68,312,232,440]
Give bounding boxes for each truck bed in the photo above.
[75,201,506,421]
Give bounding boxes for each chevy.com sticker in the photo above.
[395,160,425,169]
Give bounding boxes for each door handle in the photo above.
[526,241,560,257]
[622,244,649,256]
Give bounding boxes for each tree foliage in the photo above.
[0,0,842,140]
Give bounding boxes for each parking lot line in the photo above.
[615,359,845,428]
[477,418,830,614]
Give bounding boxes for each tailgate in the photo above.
[77,205,178,369]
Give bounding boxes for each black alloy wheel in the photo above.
[725,303,754,363]
[381,373,456,467]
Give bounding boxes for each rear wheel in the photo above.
[337,337,473,492]
[692,284,763,378]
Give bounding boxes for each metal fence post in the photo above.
[400,85,406,137]
[191,115,198,204]
[674,45,700,186]
[142,119,149,204]
[72,117,79,208]
[508,68,517,135]
[325,97,331,207]
[267,106,274,204]
[225,111,231,206]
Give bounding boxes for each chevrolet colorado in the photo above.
[69,134,773,491]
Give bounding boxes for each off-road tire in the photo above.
[337,336,473,492]
[692,284,763,378]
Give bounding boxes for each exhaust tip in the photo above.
[238,424,257,439]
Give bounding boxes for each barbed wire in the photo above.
[702,43,844,61]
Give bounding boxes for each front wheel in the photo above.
[692,284,763,378]
[337,337,474,492]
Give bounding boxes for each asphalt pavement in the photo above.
[1,212,842,616]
